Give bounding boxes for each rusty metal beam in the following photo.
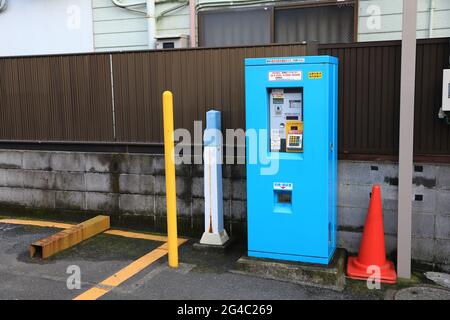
[29,216,110,259]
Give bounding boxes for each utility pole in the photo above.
[397,0,417,279]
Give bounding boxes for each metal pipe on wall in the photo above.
[429,0,435,38]
[189,0,196,47]
[110,0,156,48]
[147,0,156,49]
[111,0,147,14]
[158,2,188,19]
[196,0,276,11]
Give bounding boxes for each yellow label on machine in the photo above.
[308,72,323,79]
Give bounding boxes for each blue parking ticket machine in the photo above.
[245,56,338,265]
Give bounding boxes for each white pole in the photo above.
[189,0,196,47]
[147,0,156,49]
[200,110,229,246]
[429,0,435,38]
[397,0,417,280]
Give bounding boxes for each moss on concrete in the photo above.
[109,153,124,196]
[0,204,93,224]
[50,233,161,262]
[8,223,163,265]
[233,249,347,291]
[343,270,427,300]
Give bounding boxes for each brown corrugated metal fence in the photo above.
[414,39,450,156]
[112,44,311,142]
[0,54,114,142]
[319,38,450,158]
[0,39,449,160]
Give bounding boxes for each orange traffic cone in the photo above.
[346,185,397,284]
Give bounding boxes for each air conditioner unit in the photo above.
[155,34,189,49]
[443,69,450,112]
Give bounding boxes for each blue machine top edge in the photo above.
[245,56,338,66]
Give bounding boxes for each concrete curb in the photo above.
[230,248,347,292]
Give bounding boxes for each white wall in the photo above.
[0,0,94,57]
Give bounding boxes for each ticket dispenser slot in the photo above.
[269,88,303,153]
[273,182,293,214]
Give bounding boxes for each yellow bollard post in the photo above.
[162,91,179,268]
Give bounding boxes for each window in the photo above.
[198,7,272,47]
[275,4,355,44]
[198,1,356,47]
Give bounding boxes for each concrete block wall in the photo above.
[0,149,449,270]
[338,161,450,271]
[0,150,247,238]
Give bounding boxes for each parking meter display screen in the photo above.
[269,88,303,153]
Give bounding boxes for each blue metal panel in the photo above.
[245,56,338,265]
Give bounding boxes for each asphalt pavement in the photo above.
[0,222,385,300]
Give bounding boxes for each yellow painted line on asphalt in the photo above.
[160,238,188,248]
[0,218,73,229]
[74,287,109,301]
[73,246,166,300]
[99,247,168,288]
[74,239,188,300]
[0,218,187,243]
[104,229,168,242]
[1,217,189,300]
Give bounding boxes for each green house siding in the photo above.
[92,0,190,52]
[358,0,450,41]
[92,0,450,52]
[157,2,190,36]
[92,0,149,51]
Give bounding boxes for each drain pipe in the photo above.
[147,0,156,49]
[429,0,435,38]
[111,0,156,48]
[111,0,146,14]
[189,0,196,47]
